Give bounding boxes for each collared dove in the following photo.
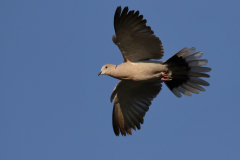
[98,6,211,136]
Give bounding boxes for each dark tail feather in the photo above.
[163,47,211,98]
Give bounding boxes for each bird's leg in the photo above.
[161,72,172,81]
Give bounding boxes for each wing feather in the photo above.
[111,80,162,136]
[113,6,164,62]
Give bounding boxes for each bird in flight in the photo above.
[98,6,211,136]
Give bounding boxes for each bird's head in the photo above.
[98,63,116,76]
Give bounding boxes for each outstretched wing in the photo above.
[113,6,164,62]
[111,80,162,136]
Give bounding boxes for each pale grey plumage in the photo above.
[98,6,211,136]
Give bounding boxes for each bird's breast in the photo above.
[114,62,168,81]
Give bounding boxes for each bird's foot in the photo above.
[161,72,172,81]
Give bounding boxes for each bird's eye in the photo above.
[105,66,108,69]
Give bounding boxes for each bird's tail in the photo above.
[163,47,211,98]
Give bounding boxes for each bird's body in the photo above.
[98,6,211,136]
[107,61,168,81]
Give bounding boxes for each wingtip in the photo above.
[122,6,129,13]
[116,6,121,11]
[115,6,122,17]
[116,6,130,15]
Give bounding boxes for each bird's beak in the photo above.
[98,71,102,76]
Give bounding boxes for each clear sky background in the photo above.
[1,0,240,160]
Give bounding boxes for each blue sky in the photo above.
[1,0,240,159]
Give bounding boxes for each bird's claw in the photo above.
[161,72,172,81]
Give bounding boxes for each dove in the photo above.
[98,6,211,136]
